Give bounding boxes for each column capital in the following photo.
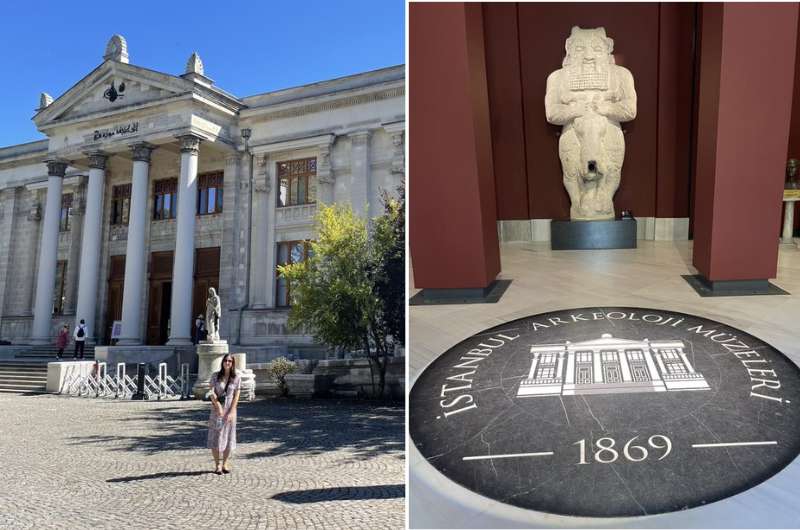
[349,130,372,144]
[177,134,203,154]
[85,151,108,170]
[130,142,156,163]
[45,159,68,177]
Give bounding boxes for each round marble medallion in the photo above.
[409,307,800,517]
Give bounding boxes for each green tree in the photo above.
[372,186,405,347]
[278,203,399,397]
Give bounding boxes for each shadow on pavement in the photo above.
[67,398,404,462]
[272,484,405,503]
[107,470,211,482]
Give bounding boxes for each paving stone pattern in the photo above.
[0,394,405,529]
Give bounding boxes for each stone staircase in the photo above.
[0,345,97,394]
[0,361,49,393]
[15,345,95,360]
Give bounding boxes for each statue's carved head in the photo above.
[563,26,615,67]
[208,287,217,297]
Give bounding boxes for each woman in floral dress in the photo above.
[208,353,241,474]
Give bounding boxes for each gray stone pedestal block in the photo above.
[285,373,334,398]
[551,218,637,250]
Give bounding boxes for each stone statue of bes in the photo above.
[545,27,637,221]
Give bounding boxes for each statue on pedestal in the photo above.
[545,26,637,221]
[205,287,221,343]
[786,158,798,189]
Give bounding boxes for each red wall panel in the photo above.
[409,3,501,289]
[693,3,798,281]
[483,4,529,220]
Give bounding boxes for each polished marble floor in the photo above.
[409,240,800,528]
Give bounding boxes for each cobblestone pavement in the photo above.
[0,394,405,529]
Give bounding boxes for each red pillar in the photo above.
[692,3,798,292]
[409,3,501,300]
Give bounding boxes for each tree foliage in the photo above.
[278,193,405,397]
[267,356,297,397]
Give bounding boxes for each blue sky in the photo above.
[0,0,405,148]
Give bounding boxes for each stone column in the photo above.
[0,189,17,321]
[25,189,44,316]
[74,152,108,341]
[526,352,540,380]
[167,135,201,345]
[593,350,603,383]
[118,143,154,345]
[617,349,633,382]
[250,153,270,308]
[31,159,68,343]
[649,353,666,381]
[318,139,335,204]
[782,199,798,243]
[678,350,697,374]
[565,351,576,384]
[389,129,405,177]
[236,152,252,308]
[263,154,278,308]
[555,351,565,380]
[349,131,371,218]
[218,152,241,339]
[64,177,86,315]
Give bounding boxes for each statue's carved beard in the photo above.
[566,59,610,91]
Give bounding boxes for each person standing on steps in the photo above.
[73,319,87,360]
[55,324,68,360]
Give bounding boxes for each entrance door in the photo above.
[603,364,622,384]
[631,362,651,382]
[105,255,125,345]
[193,247,220,340]
[146,251,174,345]
[577,365,592,384]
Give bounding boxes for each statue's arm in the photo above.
[545,72,579,125]
[598,67,637,122]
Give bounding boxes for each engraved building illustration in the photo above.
[517,333,710,397]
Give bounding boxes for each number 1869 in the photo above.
[574,435,672,464]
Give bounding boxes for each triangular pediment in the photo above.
[34,61,193,128]
[567,334,647,349]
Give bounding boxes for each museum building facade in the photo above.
[0,36,405,354]
[516,333,710,398]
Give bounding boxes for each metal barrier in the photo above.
[60,361,191,400]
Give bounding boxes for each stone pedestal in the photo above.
[551,218,637,250]
[781,197,800,244]
[192,341,256,400]
[193,340,229,398]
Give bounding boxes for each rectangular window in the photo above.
[52,260,67,314]
[277,157,317,207]
[627,350,644,361]
[59,194,72,232]
[539,352,556,365]
[110,184,131,226]
[660,348,680,360]
[666,362,688,375]
[275,240,312,307]
[576,351,592,363]
[537,366,555,379]
[601,350,618,362]
[153,178,177,220]
[197,172,224,215]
